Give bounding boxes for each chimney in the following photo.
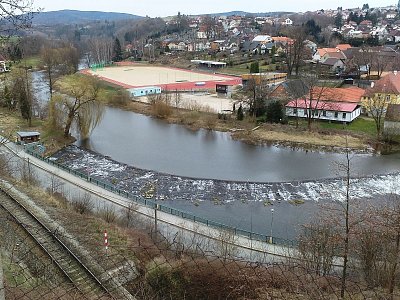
[394,70,398,75]
[371,82,375,88]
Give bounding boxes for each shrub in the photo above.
[152,100,172,119]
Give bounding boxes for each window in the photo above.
[386,95,391,101]
[342,113,346,119]
[322,110,327,117]
[334,112,338,118]
[304,109,307,115]
[293,108,297,114]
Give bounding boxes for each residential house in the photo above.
[335,44,352,52]
[286,100,361,123]
[304,40,318,55]
[252,35,273,43]
[388,29,400,43]
[168,41,187,51]
[386,11,397,20]
[197,26,208,39]
[359,20,373,27]
[384,104,400,135]
[0,54,8,72]
[272,36,294,46]
[320,57,346,73]
[285,87,365,123]
[344,29,363,39]
[362,72,400,114]
[370,26,389,42]
[270,79,309,102]
[313,48,337,61]
[284,18,293,26]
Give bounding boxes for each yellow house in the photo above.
[362,72,400,114]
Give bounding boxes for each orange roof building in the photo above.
[335,44,352,51]
[311,87,365,103]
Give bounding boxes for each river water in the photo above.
[76,106,400,182]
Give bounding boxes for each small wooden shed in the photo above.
[16,131,40,144]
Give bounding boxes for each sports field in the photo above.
[82,64,241,90]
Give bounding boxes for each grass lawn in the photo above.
[225,61,279,75]
[11,56,41,69]
[317,117,378,137]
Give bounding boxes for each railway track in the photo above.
[0,187,115,300]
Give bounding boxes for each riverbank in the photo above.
[114,100,375,152]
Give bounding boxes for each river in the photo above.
[76,106,400,182]
[32,70,400,241]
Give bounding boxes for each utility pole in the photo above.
[269,208,274,244]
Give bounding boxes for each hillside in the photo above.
[31,10,142,25]
[198,11,292,17]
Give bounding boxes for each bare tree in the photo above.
[0,0,37,35]
[201,16,216,39]
[291,72,333,131]
[378,195,400,298]
[363,91,387,138]
[237,76,271,118]
[283,26,309,76]
[87,37,114,65]
[373,52,392,79]
[298,219,337,276]
[41,45,80,97]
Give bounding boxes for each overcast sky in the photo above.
[33,0,395,17]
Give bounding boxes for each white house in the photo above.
[285,100,361,123]
[252,35,272,43]
[197,31,207,39]
[0,55,8,72]
[387,11,397,19]
[285,18,293,26]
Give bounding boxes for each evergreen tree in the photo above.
[334,13,343,28]
[266,101,284,123]
[305,19,321,41]
[17,80,31,124]
[249,61,260,73]
[113,37,123,62]
[237,104,244,121]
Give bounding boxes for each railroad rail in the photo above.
[0,187,115,300]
